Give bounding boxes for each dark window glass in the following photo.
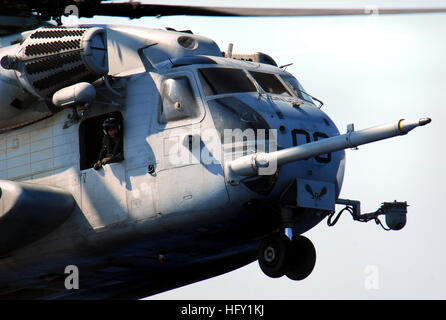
[249,71,290,96]
[198,68,257,95]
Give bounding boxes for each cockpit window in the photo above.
[198,68,257,96]
[249,71,291,96]
[207,97,270,140]
[280,75,314,104]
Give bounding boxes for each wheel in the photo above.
[285,235,316,281]
[258,233,290,278]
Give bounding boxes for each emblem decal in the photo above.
[305,184,327,201]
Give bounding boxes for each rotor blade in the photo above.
[80,3,446,18]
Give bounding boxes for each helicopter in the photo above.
[0,1,439,299]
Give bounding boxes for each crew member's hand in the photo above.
[93,161,102,170]
[101,156,113,165]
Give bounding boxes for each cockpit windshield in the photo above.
[249,71,291,96]
[280,75,314,104]
[198,68,257,96]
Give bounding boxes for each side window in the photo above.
[79,112,124,170]
[159,76,200,124]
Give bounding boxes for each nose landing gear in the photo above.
[285,235,316,280]
[258,232,316,280]
[258,233,290,278]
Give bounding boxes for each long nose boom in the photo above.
[228,118,432,177]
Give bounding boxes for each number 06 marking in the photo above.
[291,129,331,164]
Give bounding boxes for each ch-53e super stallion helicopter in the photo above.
[0,1,439,299]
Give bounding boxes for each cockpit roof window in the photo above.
[198,67,257,96]
[249,71,291,96]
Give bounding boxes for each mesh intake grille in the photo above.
[33,65,88,91]
[24,39,82,57]
[25,52,83,74]
[30,29,88,39]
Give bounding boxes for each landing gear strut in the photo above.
[258,232,316,280]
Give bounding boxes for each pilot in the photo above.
[93,117,124,170]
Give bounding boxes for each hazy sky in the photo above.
[77,0,446,299]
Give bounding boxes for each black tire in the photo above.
[258,233,290,278]
[285,235,316,281]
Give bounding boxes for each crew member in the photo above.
[93,117,124,170]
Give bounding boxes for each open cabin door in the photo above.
[79,112,128,229]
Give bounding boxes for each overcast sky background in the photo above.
[76,0,446,299]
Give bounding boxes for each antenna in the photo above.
[226,43,233,58]
[280,63,293,71]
